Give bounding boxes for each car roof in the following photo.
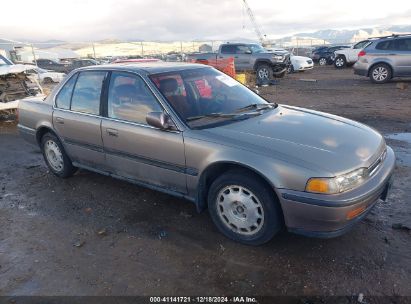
[79,62,208,75]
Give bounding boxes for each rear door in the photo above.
[53,71,107,169]
[101,71,187,194]
[234,45,252,70]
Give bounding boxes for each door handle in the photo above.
[55,117,64,124]
[106,128,118,137]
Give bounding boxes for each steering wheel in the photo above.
[205,93,227,113]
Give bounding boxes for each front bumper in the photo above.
[278,146,395,238]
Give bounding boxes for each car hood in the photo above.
[291,56,311,63]
[200,105,385,175]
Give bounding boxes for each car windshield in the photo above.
[149,67,274,128]
[249,44,266,53]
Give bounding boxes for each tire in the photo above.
[43,77,53,84]
[287,64,295,74]
[255,63,273,84]
[334,56,346,69]
[208,170,283,245]
[41,132,77,178]
[369,63,392,84]
[318,57,327,66]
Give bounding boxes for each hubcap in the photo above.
[372,67,388,81]
[336,58,344,66]
[319,58,327,66]
[216,185,264,236]
[44,140,64,172]
[258,68,269,79]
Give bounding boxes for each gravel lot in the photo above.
[0,66,410,300]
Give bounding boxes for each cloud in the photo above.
[1,0,410,41]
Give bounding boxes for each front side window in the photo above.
[150,67,270,128]
[107,72,163,124]
[71,71,106,115]
[55,73,78,109]
[236,45,251,54]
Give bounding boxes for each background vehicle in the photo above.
[288,54,314,73]
[36,58,70,73]
[18,63,394,245]
[26,67,66,84]
[311,45,350,66]
[354,34,411,83]
[334,40,372,68]
[69,59,99,70]
[186,43,290,82]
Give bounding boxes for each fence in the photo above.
[0,37,372,63]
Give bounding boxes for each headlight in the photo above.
[272,55,284,61]
[305,168,367,194]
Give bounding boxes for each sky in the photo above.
[1,0,411,42]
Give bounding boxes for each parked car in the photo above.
[267,48,313,73]
[186,43,290,83]
[288,55,314,73]
[18,63,395,245]
[334,40,373,68]
[311,45,350,66]
[354,34,411,83]
[36,58,70,73]
[26,67,66,83]
[69,59,99,70]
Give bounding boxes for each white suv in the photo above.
[334,40,372,68]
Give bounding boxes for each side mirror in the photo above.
[146,112,176,130]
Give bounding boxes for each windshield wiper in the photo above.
[234,103,277,113]
[186,113,238,122]
[186,111,262,123]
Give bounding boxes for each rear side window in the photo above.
[353,41,370,49]
[396,39,411,51]
[55,73,78,109]
[221,45,236,54]
[376,40,395,50]
[71,71,106,115]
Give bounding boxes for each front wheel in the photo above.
[208,171,283,245]
[334,56,346,69]
[255,64,273,84]
[41,132,77,178]
[287,64,295,74]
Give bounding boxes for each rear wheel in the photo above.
[370,63,392,84]
[334,56,346,69]
[208,171,283,245]
[318,57,327,66]
[43,77,53,84]
[41,132,77,178]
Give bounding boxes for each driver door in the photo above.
[101,71,187,194]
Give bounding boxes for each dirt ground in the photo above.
[0,66,410,300]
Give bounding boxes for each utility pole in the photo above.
[92,43,96,59]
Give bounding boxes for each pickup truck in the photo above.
[186,43,290,83]
[334,40,372,68]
